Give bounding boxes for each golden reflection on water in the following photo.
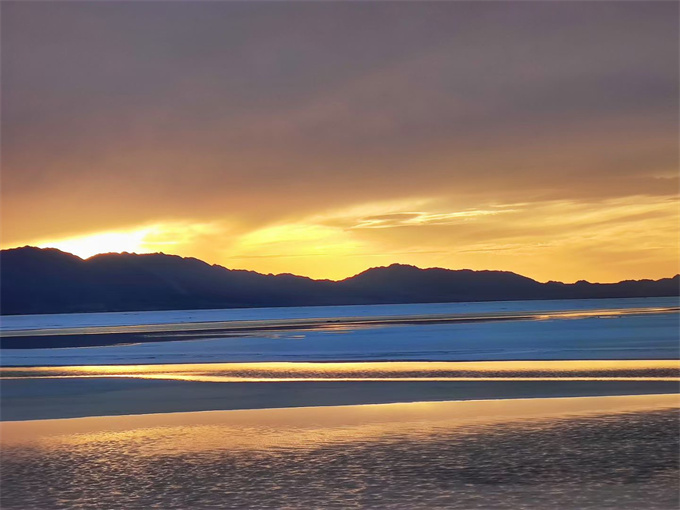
[2,374,677,383]
[2,394,678,451]
[2,360,679,382]
[2,395,678,510]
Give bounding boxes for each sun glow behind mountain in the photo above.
[37,230,152,259]
[3,2,678,283]
[34,223,220,260]
[24,194,679,282]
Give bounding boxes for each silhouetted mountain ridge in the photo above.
[1,246,677,314]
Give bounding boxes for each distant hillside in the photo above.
[1,247,678,315]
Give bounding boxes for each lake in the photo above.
[1,297,678,508]
[1,297,678,365]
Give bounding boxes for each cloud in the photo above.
[350,209,510,229]
[26,195,676,282]
[1,2,678,282]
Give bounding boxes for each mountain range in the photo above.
[1,246,678,315]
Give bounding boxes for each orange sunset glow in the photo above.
[2,2,678,283]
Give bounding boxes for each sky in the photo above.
[2,1,678,283]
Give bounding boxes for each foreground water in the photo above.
[2,395,678,509]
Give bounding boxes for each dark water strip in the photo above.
[3,378,679,421]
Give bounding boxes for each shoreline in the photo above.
[3,305,677,350]
[3,377,678,422]
[3,392,678,437]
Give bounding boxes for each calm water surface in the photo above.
[2,298,678,365]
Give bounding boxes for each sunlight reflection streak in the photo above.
[2,360,678,382]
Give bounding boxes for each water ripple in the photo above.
[2,401,678,509]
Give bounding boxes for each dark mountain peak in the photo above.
[88,251,173,262]
[1,246,677,314]
[87,251,214,270]
[386,263,419,270]
[349,263,537,284]
[347,263,421,280]
[273,272,313,282]
[1,247,84,273]
[365,263,419,273]
[4,245,42,254]
[3,245,82,260]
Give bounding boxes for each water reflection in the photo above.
[5,304,676,338]
[1,395,678,509]
[3,360,679,382]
